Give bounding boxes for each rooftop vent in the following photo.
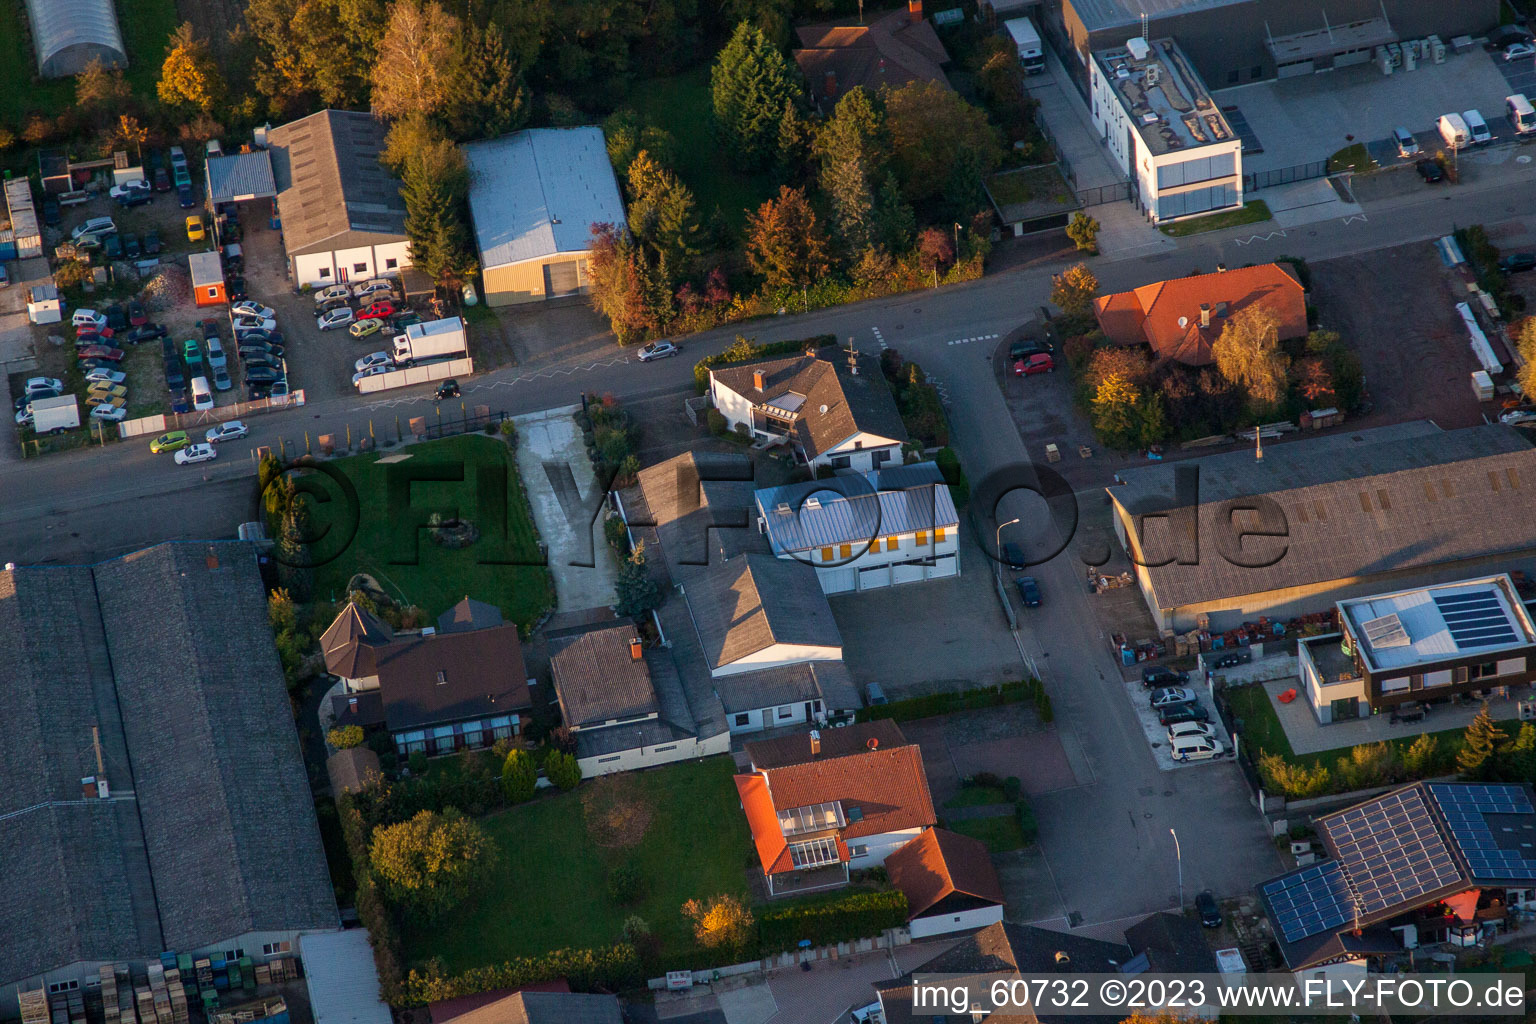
[1126,36,1151,60]
[436,670,448,685]
[1055,951,1071,965]
[805,497,822,510]
[809,730,821,755]
[866,737,880,750]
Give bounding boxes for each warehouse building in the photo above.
[1048,0,1495,92]
[1108,421,1536,633]
[463,127,626,307]
[0,543,337,1004]
[23,0,126,78]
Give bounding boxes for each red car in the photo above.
[1014,353,1055,376]
[77,325,113,340]
[77,345,125,362]
[356,300,396,321]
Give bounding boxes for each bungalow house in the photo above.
[735,721,935,895]
[708,350,907,473]
[318,597,533,757]
[1093,262,1307,366]
[884,827,1005,938]
[794,1,952,113]
[755,462,959,595]
[549,622,727,776]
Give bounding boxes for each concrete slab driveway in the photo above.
[512,404,616,613]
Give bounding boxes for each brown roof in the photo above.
[757,737,934,841]
[885,827,1004,919]
[375,623,532,732]
[619,451,765,569]
[710,353,907,460]
[428,983,572,1024]
[795,7,952,105]
[437,596,504,634]
[329,689,385,728]
[320,602,393,678]
[1092,263,1307,366]
[746,720,908,770]
[431,991,618,1024]
[683,554,842,670]
[325,747,382,795]
[550,624,658,727]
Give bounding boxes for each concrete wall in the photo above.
[577,729,730,776]
[294,241,413,289]
[712,644,843,677]
[909,904,1005,938]
[483,254,590,306]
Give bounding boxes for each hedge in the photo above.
[758,889,909,953]
[1016,799,1038,846]
[692,334,839,393]
[858,679,1038,724]
[336,794,407,1001]
[933,447,969,508]
[400,945,643,1005]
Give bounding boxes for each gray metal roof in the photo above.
[755,462,957,554]
[1068,0,1249,32]
[1339,575,1536,672]
[206,151,277,204]
[300,930,393,1024]
[1110,423,1536,610]
[267,110,407,256]
[23,0,125,77]
[463,127,626,268]
[681,554,843,670]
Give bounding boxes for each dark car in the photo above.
[201,319,221,341]
[127,301,147,326]
[226,274,247,300]
[1015,576,1041,607]
[1490,23,1534,49]
[42,196,61,227]
[435,379,461,401]
[1001,542,1026,570]
[103,304,127,330]
[164,362,186,390]
[246,383,272,401]
[123,234,142,259]
[1196,891,1221,928]
[152,167,172,192]
[242,353,281,370]
[1500,252,1536,274]
[1158,703,1211,728]
[243,365,284,384]
[142,231,162,255]
[103,234,124,259]
[116,190,152,209]
[239,343,284,362]
[161,337,178,361]
[122,324,167,345]
[1209,650,1251,669]
[1141,664,1189,689]
[170,390,192,414]
[177,184,195,208]
[1417,160,1445,183]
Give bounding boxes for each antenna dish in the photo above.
[1178,316,1188,328]
[819,404,828,414]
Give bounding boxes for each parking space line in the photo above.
[946,332,999,346]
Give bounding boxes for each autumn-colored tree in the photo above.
[158,23,225,113]
[75,56,130,124]
[328,725,364,749]
[916,228,954,272]
[111,115,149,163]
[1458,704,1502,779]
[244,0,385,111]
[0,127,14,152]
[369,809,496,920]
[1515,316,1536,401]
[1066,211,1100,254]
[885,80,1004,205]
[1091,373,1140,448]
[1402,732,1441,777]
[682,893,754,950]
[1050,263,1099,317]
[371,0,461,118]
[746,186,829,290]
[588,224,654,344]
[1086,346,1151,391]
[1213,306,1290,409]
[1294,356,1335,404]
[711,22,801,170]
[22,116,56,146]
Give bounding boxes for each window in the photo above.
[206,287,218,298]
[821,546,835,562]
[489,714,514,740]
[935,527,946,543]
[849,844,869,858]
[735,712,751,726]
[788,837,842,868]
[873,449,891,466]
[436,669,448,685]
[262,941,292,956]
[778,705,795,719]
[839,543,852,559]
[385,258,398,270]
[846,805,864,822]
[654,744,677,752]
[318,267,331,278]
[915,530,929,546]
[885,535,899,551]
[1380,676,1410,693]
[831,456,851,469]
[354,262,368,273]
[598,755,622,763]
[461,724,483,748]
[48,982,80,994]
[854,440,863,449]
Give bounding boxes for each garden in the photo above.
[939,774,1038,853]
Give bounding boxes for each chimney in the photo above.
[866,737,879,751]
[809,729,821,755]
[752,370,765,391]
[908,0,922,23]
[630,636,644,661]
[1199,303,1211,328]
[824,71,838,99]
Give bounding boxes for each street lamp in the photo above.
[1170,828,1183,910]
[995,517,1020,564]
[953,221,963,257]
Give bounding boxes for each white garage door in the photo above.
[931,555,957,578]
[892,563,926,585]
[858,565,892,591]
[819,567,857,594]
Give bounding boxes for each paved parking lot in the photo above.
[1119,671,1235,772]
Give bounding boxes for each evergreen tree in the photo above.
[446,22,530,141]
[1458,704,1503,779]
[871,174,916,254]
[615,541,662,617]
[775,99,815,183]
[626,151,702,271]
[501,748,537,803]
[710,22,801,170]
[400,139,478,288]
[1504,722,1536,782]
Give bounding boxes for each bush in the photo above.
[328,725,365,750]
[603,515,630,554]
[706,408,728,435]
[606,861,644,905]
[757,889,908,953]
[933,447,969,507]
[1003,776,1023,801]
[501,749,537,803]
[545,750,582,790]
[398,944,642,1005]
[858,680,1037,723]
[408,751,429,775]
[499,419,517,442]
[1015,799,1038,845]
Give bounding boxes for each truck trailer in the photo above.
[1005,17,1045,74]
[393,317,468,365]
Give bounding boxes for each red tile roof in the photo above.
[1093,263,1307,366]
[885,827,1004,919]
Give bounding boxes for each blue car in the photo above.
[177,184,195,209]
[1015,576,1041,607]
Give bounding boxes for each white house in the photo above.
[755,462,959,595]
[267,110,412,289]
[709,350,908,472]
[734,721,936,895]
[1089,36,1243,224]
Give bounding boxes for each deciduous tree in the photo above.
[158,23,225,113]
[1091,373,1140,448]
[745,186,829,290]
[884,80,1003,204]
[1066,211,1100,254]
[1516,316,1536,401]
[111,115,149,163]
[711,22,801,170]
[588,224,653,344]
[246,0,387,111]
[369,809,497,921]
[328,725,364,749]
[1050,262,1099,317]
[371,0,462,118]
[1212,306,1290,409]
[682,893,754,950]
[1294,356,1335,404]
[76,56,130,122]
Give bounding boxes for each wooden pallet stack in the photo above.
[18,988,48,1024]
[164,969,190,1024]
[101,967,120,1024]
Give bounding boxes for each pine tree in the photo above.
[614,542,662,617]
[710,22,802,170]
[1458,704,1502,779]
[446,22,529,141]
[1503,722,1536,782]
[400,139,478,289]
[871,174,916,254]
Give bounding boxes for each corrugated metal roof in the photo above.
[1069,0,1248,32]
[463,127,626,268]
[755,463,957,553]
[188,251,223,287]
[267,110,407,256]
[300,930,393,1024]
[206,151,277,204]
[23,0,125,77]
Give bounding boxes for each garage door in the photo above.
[544,260,580,297]
[819,567,856,594]
[858,565,891,591]
[1277,59,1314,78]
[892,563,926,585]
[930,555,958,578]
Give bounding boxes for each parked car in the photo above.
[1463,109,1492,145]
[102,234,124,259]
[355,351,393,373]
[268,380,291,399]
[348,317,382,338]
[233,315,277,333]
[239,343,284,363]
[206,337,227,369]
[164,362,186,390]
[1014,352,1054,376]
[123,234,142,259]
[85,386,127,407]
[1141,665,1189,689]
[230,301,276,320]
[435,379,461,400]
[317,307,356,331]
[72,309,108,330]
[313,284,352,306]
[352,278,397,300]
[72,217,116,241]
[152,167,172,192]
[1168,720,1216,743]
[243,366,284,384]
[186,216,205,241]
[206,420,249,444]
[1171,733,1226,762]
[1001,542,1025,569]
[1505,41,1536,61]
[1392,126,1419,158]
[91,403,129,423]
[183,339,203,367]
[352,364,392,386]
[127,301,147,326]
[103,304,127,330]
[174,442,218,465]
[1501,409,1536,426]
[87,381,127,399]
[1009,340,1051,362]
[211,364,233,391]
[72,232,103,252]
[170,389,191,415]
[42,197,60,227]
[1149,686,1198,709]
[356,300,395,321]
[242,353,281,371]
[109,180,152,202]
[142,231,162,255]
[77,345,125,362]
[1015,576,1041,606]
[161,337,178,361]
[84,368,127,385]
[177,184,195,208]
[1416,160,1445,183]
[1157,702,1211,728]
[865,682,888,706]
[1196,891,1222,928]
[638,341,680,362]
[150,431,191,454]
[24,376,64,395]
[391,311,423,331]
[1500,252,1536,274]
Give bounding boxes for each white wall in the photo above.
[293,241,413,289]
[726,698,825,735]
[848,827,925,867]
[811,432,904,473]
[909,904,1004,939]
[577,730,731,777]
[712,643,843,677]
[710,381,756,434]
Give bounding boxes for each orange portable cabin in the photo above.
[188,251,226,307]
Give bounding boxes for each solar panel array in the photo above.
[1261,861,1357,943]
[1429,783,1536,882]
[1321,788,1462,915]
[1361,612,1410,649]
[1432,591,1520,650]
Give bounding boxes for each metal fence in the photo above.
[1076,181,1133,207]
[415,408,508,440]
[118,389,307,439]
[1244,160,1328,192]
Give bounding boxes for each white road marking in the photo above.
[1232,230,1288,246]
[355,357,630,410]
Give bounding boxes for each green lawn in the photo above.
[946,813,1028,852]
[625,67,780,235]
[1327,142,1377,175]
[943,785,1011,809]
[403,756,751,970]
[1159,199,1273,237]
[303,433,553,627]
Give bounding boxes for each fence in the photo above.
[415,407,507,441]
[118,389,307,439]
[1076,180,1133,207]
[356,356,472,393]
[1244,160,1328,192]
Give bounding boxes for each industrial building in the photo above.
[23,0,126,77]
[1107,421,1536,632]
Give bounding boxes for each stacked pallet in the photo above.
[18,988,48,1024]
[164,970,190,1024]
[101,968,120,1024]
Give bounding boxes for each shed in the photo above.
[188,252,227,307]
[206,151,277,206]
[4,178,42,259]
[28,283,61,325]
[300,931,392,1024]
[23,0,126,78]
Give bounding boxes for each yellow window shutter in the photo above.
[840,543,852,559]
[916,530,929,546]
[821,546,834,562]
[886,535,899,550]
[935,527,947,543]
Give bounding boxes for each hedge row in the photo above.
[692,334,839,393]
[336,793,407,1002]
[857,679,1038,724]
[399,945,643,1005]
[758,889,909,954]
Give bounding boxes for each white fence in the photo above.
[357,356,472,393]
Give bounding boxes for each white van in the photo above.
[191,376,214,411]
[1438,113,1471,150]
[1170,734,1226,763]
[1463,109,1492,145]
[1508,94,1536,135]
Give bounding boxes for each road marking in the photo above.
[356,357,630,410]
[871,326,887,350]
[946,332,999,346]
[927,377,952,404]
[1342,213,1369,225]
[1232,230,1288,246]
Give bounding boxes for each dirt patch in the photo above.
[581,773,654,849]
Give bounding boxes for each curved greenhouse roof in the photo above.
[25,0,127,78]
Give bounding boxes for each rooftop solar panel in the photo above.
[1261,861,1359,943]
[1427,783,1536,882]
[1432,594,1520,650]
[1321,788,1463,915]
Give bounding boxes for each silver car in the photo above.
[1392,126,1419,158]
[317,307,356,331]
